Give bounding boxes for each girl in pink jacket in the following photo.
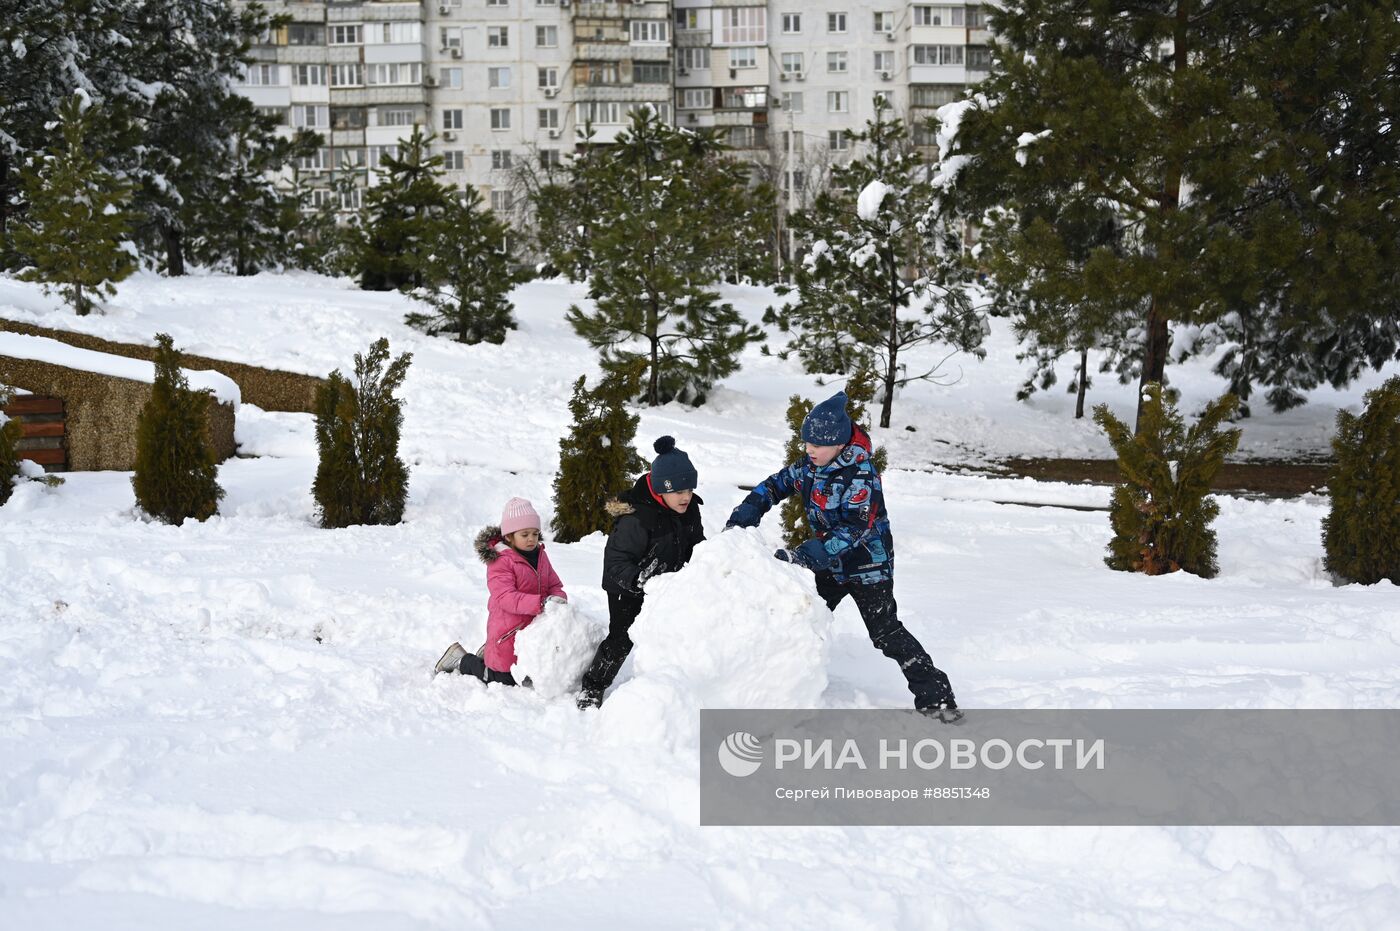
[434,498,567,686]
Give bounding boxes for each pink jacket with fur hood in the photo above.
[476,525,567,673]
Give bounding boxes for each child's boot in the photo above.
[434,642,468,675]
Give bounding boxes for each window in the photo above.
[443,109,464,130]
[719,86,766,109]
[676,9,700,30]
[492,150,513,170]
[440,67,463,89]
[967,5,985,28]
[874,51,894,74]
[873,90,893,107]
[579,62,620,85]
[913,45,964,65]
[367,63,421,86]
[537,0,557,5]
[538,108,560,129]
[299,148,329,171]
[783,169,806,195]
[379,108,415,127]
[781,12,802,34]
[331,107,366,130]
[630,20,668,43]
[443,150,465,171]
[679,47,710,71]
[828,130,850,151]
[731,47,757,69]
[440,27,462,50]
[289,24,324,46]
[487,26,509,48]
[576,101,622,124]
[370,22,420,44]
[874,11,894,33]
[489,67,511,89]
[538,66,559,88]
[490,107,511,130]
[827,12,847,33]
[780,91,803,112]
[726,126,766,149]
[540,149,561,168]
[635,63,669,84]
[536,25,558,47]
[720,8,766,44]
[308,187,336,209]
[780,53,803,75]
[968,46,992,70]
[487,0,507,6]
[330,24,362,45]
[914,6,964,27]
[367,144,399,168]
[339,187,363,212]
[292,104,328,129]
[243,64,279,86]
[330,64,362,87]
[911,84,962,107]
[257,106,287,125]
[293,64,325,86]
[490,190,514,213]
[827,51,847,73]
[827,90,848,113]
[337,148,366,170]
[680,88,711,109]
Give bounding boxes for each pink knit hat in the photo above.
[500,497,542,536]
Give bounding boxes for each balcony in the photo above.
[330,128,367,146]
[573,1,628,17]
[275,45,332,65]
[329,85,427,106]
[574,83,670,103]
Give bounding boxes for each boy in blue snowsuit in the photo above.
[727,392,962,723]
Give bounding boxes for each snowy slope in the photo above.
[2,272,1399,929]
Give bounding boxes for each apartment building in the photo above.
[235,1,992,219]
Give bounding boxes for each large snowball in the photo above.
[511,600,607,699]
[599,529,832,748]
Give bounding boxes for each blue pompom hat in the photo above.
[801,391,853,446]
[649,435,698,493]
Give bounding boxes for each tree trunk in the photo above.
[75,284,88,317]
[647,297,660,407]
[1135,0,1188,434]
[1075,346,1089,419]
[163,223,185,277]
[881,298,898,429]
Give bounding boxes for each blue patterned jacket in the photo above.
[739,426,894,585]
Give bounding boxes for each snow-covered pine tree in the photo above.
[550,366,649,544]
[13,95,136,316]
[528,120,602,282]
[1094,385,1241,578]
[405,186,528,344]
[186,102,319,276]
[312,339,412,529]
[352,127,453,292]
[131,334,225,525]
[565,107,765,406]
[946,0,1400,428]
[1322,376,1400,586]
[0,388,21,507]
[771,98,985,428]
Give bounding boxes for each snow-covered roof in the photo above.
[0,332,240,407]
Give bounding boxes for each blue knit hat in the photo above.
[649,436,698,493]
[801,392,853,446]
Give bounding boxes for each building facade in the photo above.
[236,1,993,223]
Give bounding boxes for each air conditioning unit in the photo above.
[438,3,452,13]
[424,76,440,87]
[450,47,462,59]
[442,131,458,141]
[543,86,559,98]
[885,31,897,42]
[728,67,737,78]
[880,70,892,81]
[795,71,806,82]
[687,113,698,123]
[560,0,570,7]
[779,71,790,82]
[677,67,688,76]
[548,128,561,139]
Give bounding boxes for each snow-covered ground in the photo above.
[2,272,1398,928]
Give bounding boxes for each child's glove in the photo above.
[633,557,662,592]
[545,595,568,607]
[775,539,838,572]
[726,500,763,529]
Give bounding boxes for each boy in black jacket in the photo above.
[578,436,705,709]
